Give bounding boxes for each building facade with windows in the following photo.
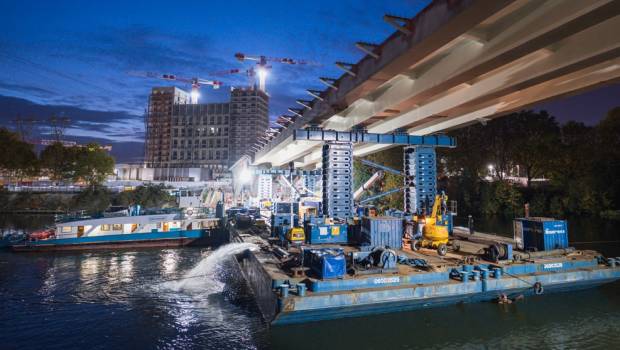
[170,102,231,171]
[230,87,270,164]
[144,87,190,168]
[144,86,269,178]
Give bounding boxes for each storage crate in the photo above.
[305,223,348,244]
[305,248,346,279]
[359,216,403,251]
[513,217,568,251]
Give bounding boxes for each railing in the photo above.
[4,185,86,193]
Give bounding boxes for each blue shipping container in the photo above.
[359,216,403,251]
[306,248,346,279]
[306,223,348,244]
[514,217,568,251]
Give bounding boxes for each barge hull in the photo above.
[234,247,620,326]
[272,277,619,325]
[12,229,228,252]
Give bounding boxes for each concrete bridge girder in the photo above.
[254,0,620,168]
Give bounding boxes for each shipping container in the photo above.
[305,223,348,244]
[359,216,403,251]
[513,217,568,251]
[304,248,346,279]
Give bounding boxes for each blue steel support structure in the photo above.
[358,187,405,205]
[293,129,456,220]
[322,141,353,219]
[303,173,319,195]
[255,168,321,197]
[358,159,403,176]
[293,129,456,147]
[404,146,436,214]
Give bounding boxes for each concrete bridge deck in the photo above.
[254,0,620,167]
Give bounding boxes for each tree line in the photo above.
[0,127,114,188]
[354,107,620,218]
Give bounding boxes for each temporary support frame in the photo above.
[293,129,456,147]
[292,128,456,219]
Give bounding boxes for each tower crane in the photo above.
[129,71,222,104]
[209,67,257,87]
[233,52,321,92]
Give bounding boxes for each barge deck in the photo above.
[232,226,620,325]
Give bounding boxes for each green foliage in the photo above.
[354,147,404,210]
[594,107,620,208]
[441,108,620,218]
[113,184,175,208]
[600,210,620,221]
[71,186,111,215]
[0,130,114,190]
[509,111,560,186]
[0,127,39,180]
[40,142,77,182]
[72,143,114,187]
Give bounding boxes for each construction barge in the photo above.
[228,129,620,325]
[231,217,620,326]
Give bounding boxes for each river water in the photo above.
[1,215,619,349]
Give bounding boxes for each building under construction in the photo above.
[144,86,269,180]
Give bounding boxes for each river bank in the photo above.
[0,184,175,215]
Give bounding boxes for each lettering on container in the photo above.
[373,277,400,284]
[543,263,563,269]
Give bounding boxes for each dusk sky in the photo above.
[1,0,618,162]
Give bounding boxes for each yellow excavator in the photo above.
[411,193,450,256]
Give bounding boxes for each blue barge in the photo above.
[232,228,620,325]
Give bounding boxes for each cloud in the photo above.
[0,94,144,143]
[0,82,57,98]
[59,25,232,75]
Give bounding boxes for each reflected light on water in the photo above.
[119,254,135,282]
[160,249,179,276]
[79,255,102,281]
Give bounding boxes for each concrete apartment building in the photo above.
[144,87,190,168]
[144,86,269,180]
[229,87,270,164]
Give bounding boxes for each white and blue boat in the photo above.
[11,209,227,252]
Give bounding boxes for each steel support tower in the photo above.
[322,141,353,219]
[404,146,436,214]
[293,128,455,220]
[303,173,319,196]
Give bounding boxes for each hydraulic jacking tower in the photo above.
[292,128,456,220]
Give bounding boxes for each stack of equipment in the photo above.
[304,248,346,279]
[322,142,353,219]
[351,246,398,274]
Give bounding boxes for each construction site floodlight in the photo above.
[190,90,200,103]
[257,67,268,92]
[240,168,253,184]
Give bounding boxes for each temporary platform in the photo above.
[232,226,620,325]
